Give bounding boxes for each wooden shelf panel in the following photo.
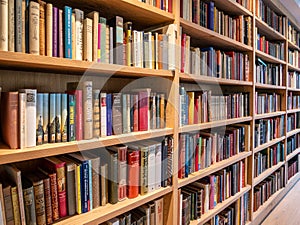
[286,147,300,162]
[254,136,286,154]
[287,87,300,92]
[255,17,286,41]
[179,117,252,133]
[288,40,300,51]
[286,171,300,186]
[288,64,300,72]
[55,186,173,225]
[178,152,252,188]
[254,111,286,120]
[0,51,174,78]
[255,83,286,90]
[255,50,286,65]
[253,161,285,186]
[212,0,253,16]
[180,19,253,52]
[286,128,300,138]
[287,108,300,114]
[190,186,251,225]
[179,73,253,86]
[0,128,173,165]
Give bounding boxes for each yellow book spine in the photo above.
[75,164,81,214]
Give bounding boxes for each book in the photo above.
[29,1,39,54]
[127,147,140,199]
[36,93,43,145]
[83,17,93,61]
[64,6,72,59]
[52,6,58,57]
[100,92,107,137]
[99,17,107,63]
[49,93,56,143]
[46,3,52,56]
[124,22,133,66]
[42,93,49,144]
[112,93,123,135]
[82,81,93,139]
[0,183,6,225]
[61,93,68,142]
[100,163,108,206]
[58,9,63,57]
[73,8,84,60]
[22,177,36,225]
[132,88,151,131]
[155,198,164,225]
[86,11,98,61]
[2,179,14,225]
[108,16,124,65]
[55,93,62,142]
[15,0,23,52]
[67,93,76,141]
[106,93,113,136]
[8,0,14,52]
[0,0,8,51]
[93,89,100,138]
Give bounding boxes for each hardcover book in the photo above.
[64,6,72,59]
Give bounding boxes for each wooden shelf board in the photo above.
[55,186,173,225]
[287,108,300,114]
[255,83,286,90]
[0,51,174,78]
[253,161,285,186]
[254,136,286,154]
[180,19,253,52]
[255,17,286,41]
[286,128,300,138]
[288,64,300,73]
[190,186,251,225]
[0,128,173,165]
[251,172,300,225]
[178,151,252,188]
[288,40,300,51]
[212,0,253,16]
[286,147,300,162]
[255,50,286,65]
[179,117,252,133]
[254,111,286,120]
[287,87,300,92]
[179,73,253,86]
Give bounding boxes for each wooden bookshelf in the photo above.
[179,117,252,133]
[286,128,300,138]
[255,17,286,41]
[255,83,286,90]
[253,161,285,186]
[287,108,300,114]
[286,147,300,161]
[288,63,300,72]
[253,136,286,154]
[288,40,300,51]
[213,0,253,16]
[287,87,300,92]
[255,50,286,65]
[178,151,252,188]
[254,111,286,120]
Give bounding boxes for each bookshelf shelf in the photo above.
[255,50,286,65]
[179,73,253,86]
[288,40,300,51]
[253,161,285,186]
[0,128,173,164]
[286,170,300,185]
[287,108,300,114]
[253,136,286,154]
[288,63,300,73]
[286,147,300,162]
[178,151,252,188]
[179,117,252,133]
[286,128,300,138]
[190,186,251,225]
[213,0,253,16]
[54,186,173,225]
[254,111,286,120]
[255,83,286,90]
[255,17,286,41]
[0,51,175,78]
[287,87,300,92]
[180,19,253,51]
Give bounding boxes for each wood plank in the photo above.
[288,40,300,51]
[54,186,173,225]
[178,152,252,188]
[179,117,253,133]
[287,87,300,92]
[253,136,286,154]
[255,83,286,90]
[288,63,300,73]
[255,17,286,41]
[287,109,300,114]
[255,50,286,65]
[286,128,300,138]
[0,128,173,164]
[286,147,300,162]
[212,0,253,16]
[254,111,286,120]
[253,162,285,186]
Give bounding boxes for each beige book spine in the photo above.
[83,18,93,62]
[39,1,46,55]
[21,0,25,53]
[29,1,39,55]
[86,11,99,61]
[8,0,14,52]
[0,0,8,51]
[11,186,21,225]
[46,3,52,56]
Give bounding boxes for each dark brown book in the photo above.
[0,183,6,225]
[22,177,36,225]
[0,92,19,149]
[2,181,14,225]
[11,185,21,225]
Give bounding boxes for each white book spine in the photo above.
[0,0,8,51]
[19,93,26,149]
[83,18,92,61]
[86,11,99,62]
[83,81,93,139]
[155,143,162,190]
[126,94,130,133]
[132,30,138,67]
[20,89,37,147]
[46,3,52,56]
[8,0,14,52]
[100,92,107,137]
[148,144,156,192]
[29,1,39,55]
[148,32,152,69]
[74,9,83,60]
[140,31,144,68]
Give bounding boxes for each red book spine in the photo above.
[194,134,199,172]
[209,175,215,210]
[118,146,127,201]
[168,0,172,13]
[194,95,199,124]
[127,150,139,198]
[138,91,149,131]
[181,34,186,73]
[133,94,139,132]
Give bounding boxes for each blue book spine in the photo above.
[61,93,68,142]
[64,6,72,58]
[88,160,93,211]
[106,94,112,136]
[43,93,49,144]
[49,93,56,143]
[81,161,89,213]
[56,93,61,142]
[208,1,214,31]
[67,94,76,141]
[36,94,44,145]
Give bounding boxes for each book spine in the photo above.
[155,143,162,190]
[55,93,61,142]
[86,11,98,61]
[46,3,52,56]
[81,161,89,213]
[67,94,76,141]
[140,147,148,195]
[33,181,46,225]
[0,0,8,51]
[66,163,76,216]
[19,93,26,149]
[122,94,128,134]
[39,1,45,55]
[8,0,14,52]
[48,173,59,221]
[83,18,92,61]
[100,93,107,137]
[15,0,22,52]
[49,93,56,143]
[11,186,21,225]
[42,93,49,144]
[100,163,108,206]
[74,9,83,60]
[93,90,100,138]
[108,152,118,204]
[21,0,26,53]
[148,145,156,193]
[71,12,75,59]
[42,177,53,224]
[58,9,63,57]
[112,93,123,135]
[56,164,67,218]
[61,93,68,142]
[74,164,81,214]
[75,90,83,140]
[83,81,93,139]
[88,160,93,210]
[36,93,43,145]
[91,158,100,209]
[124,22,132,66]
[138,91,150,131]
[118,147,127,201]
[23,186,37,225]
[100,17,107,63]
[127,150,139,198]
[64,6,72,58]
[52,6,58,57]
[29,1,39,54]
[106,93,113,136]
[113,16,124,65]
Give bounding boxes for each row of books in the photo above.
[253,166,285,212]
[287,134,300,156]
[180,38,250,81]
[0,85,167,149]
[0,1,176,70]
[101,197,164,225]
[234,0,252,11]
[179,161,246,224]
[138,0,173,13]
[254,142,284,178]
[255,31,285,61]
[256,58,283,86]
[255,0,286,36]
[287,155,299,180]
[211,193,250,225]
[287,112,300,132]
[180,0,252,46]
[287,20,300,47]
[288,49,300,68]
[287,92,300,110]
[255,92,281,115]
[0,138,173,225]
[254,116,284,148]
[179,88,250,126]
[288,71,300,89]
[178,124,250,178]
